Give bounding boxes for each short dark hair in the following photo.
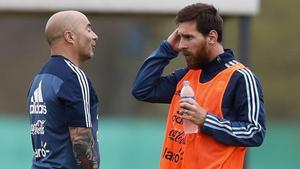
[176,3,223,42]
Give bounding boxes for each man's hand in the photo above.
[167,28,181,52]
[179,98,207,127]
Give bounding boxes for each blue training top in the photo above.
[27,55,99,169]
[132,41,266,146]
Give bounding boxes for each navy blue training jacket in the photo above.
[27,55,99,169]
[132,41,266,147]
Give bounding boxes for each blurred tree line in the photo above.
[0,0,299,121]
[224,0,300,120]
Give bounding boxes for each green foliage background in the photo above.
[224,0,300,120]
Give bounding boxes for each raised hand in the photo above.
[167,28,181,52]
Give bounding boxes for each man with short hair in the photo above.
[27,11,99,169]
[132,3,266,169]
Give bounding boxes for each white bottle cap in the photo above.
[183,80,190,86]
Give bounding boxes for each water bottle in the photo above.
[180,80,199,134]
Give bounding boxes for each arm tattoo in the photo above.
[69,127,99,169]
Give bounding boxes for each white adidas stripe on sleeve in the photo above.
[65,60,92,127]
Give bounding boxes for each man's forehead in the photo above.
[178,22,197,35]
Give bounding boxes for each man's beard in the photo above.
[183,45,210,69]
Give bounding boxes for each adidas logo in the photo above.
[29,80,47,115]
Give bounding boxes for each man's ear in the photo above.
[64,31,75,44]
[207,30,218,45]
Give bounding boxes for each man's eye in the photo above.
[183,35,192,40]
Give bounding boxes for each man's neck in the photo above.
[208,43,224,62]
[50,48,80,67]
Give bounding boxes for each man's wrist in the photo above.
[163,40,179,56]
[198,111,208,132]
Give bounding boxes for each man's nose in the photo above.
[93,31,98,41]
[178,39,187,50]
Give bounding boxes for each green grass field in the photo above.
[0,116,299,169]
